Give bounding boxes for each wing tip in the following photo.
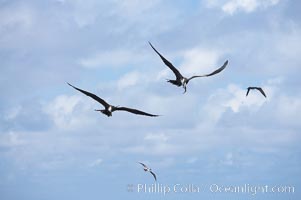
[138,162,146,167]
[148,41,156,50]
[67,82,74,88]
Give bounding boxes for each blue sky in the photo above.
[0,0,300,199]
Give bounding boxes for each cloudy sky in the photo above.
[0,0,300,199]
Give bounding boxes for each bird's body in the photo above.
[181,78,187,86]
[67,83,159,117]
[246,87,267,98]
[139,162,157,181]
[149,42,228,93]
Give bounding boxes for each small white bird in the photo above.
[139,162,157,181]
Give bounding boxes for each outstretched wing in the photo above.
[150,171,157,181]
[139,162,147,168]
[257,87,267,98]
[246,88,251,96]
[188,60,228,81]
[67,83,110,108]
[149,42,183,80]
[115,106,159,117]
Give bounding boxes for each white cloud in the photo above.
[200,77,280,125]
[155,157,176,169]
[224,84,268,112]
[43,94,96,130]
[205,0,225,8]
[65,0,160,27]
[89,158,103,167]
[223,0,258,14]
[206,0,280,14]
[144,133,169,143]
[0,4,35,32]
[113,0,160,18]
[223,0,280,14]
[275,96,301,127]
[56,0,107,27]
[79,50,133,69]
[0,131,26,147]
[156,68,171,80]
[272,27,301,70]
[55,0,178,35]
[79,50,148,69]
[156,47,226,81]
[45,95,81,114]
[220,152,234,166]
[124,142,180,156]
[179,48,223,76]
[4,105,22,120]
[117,71,141,90]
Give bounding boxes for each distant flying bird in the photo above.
[149,42,228,93]
[246,87,267,98]
[67,83,159,117]
[139,162,157,181]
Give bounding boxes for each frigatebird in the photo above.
[139,162,157,181]
[246,87,266,98]
[67,83,159,117]
[149,42,228,93]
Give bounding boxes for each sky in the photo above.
[0,0,301,199]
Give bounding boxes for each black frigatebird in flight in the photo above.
[67,83,159,117]
[139,162,157,181]
[149,42,228,93]
[246,87,267,98]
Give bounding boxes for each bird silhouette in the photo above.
[246,87,267,98]
[139,162,157,181]
[68,83,159,117]
[149,42,228,93]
